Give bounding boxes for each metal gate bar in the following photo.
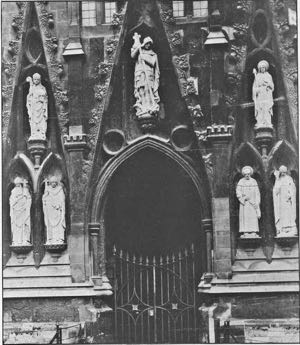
[113,244,201,344]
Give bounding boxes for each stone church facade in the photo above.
[2,0,299,343]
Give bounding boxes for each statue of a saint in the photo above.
[9,177,32,245]
[42,176,66,244]
[273,165,297,237]
[236,166,261,238]
[131,33,160,117]
[26,73,48,140]
[252,60,274,128]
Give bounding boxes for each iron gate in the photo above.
[113,244,202,343]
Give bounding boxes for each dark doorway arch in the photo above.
[105,146,204,258]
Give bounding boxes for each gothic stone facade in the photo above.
[2,0,299,343]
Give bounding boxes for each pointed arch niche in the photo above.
[3,155,35,264]
[230,142,266,257]
[88,137,211,283]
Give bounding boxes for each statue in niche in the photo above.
[273,165,298,237]
[26,73,48,140]
[252,60,274,128]
[9,177,32,246]
[131,33,160,118]
[43,176,66,244]
[236,166,261,238]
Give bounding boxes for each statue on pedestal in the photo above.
[26,73,48,140]
[273,165,297,237]
[9,177,32,245]
[252,60,274,128]
[236,166,261,238]
[131,33,160,118]
[42,176,66,244]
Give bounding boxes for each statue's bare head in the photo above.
[279,165,288,176]
[14,176,23,186]
[142,36,153,50]
[242,166,253,180]
[33,73,41,85]
[257,60,269,73]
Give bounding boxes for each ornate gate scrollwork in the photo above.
[113,244,202,344]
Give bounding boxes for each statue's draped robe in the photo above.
[43,184,65,244]
[252,71,274,127]
[26,83,48,139]
[273,175,297,236]
[131,46,160,116]
[236,177,261,233]
[9,186,31,245]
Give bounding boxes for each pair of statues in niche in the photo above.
[252,60,274,128]
[131,33,160,119]
[9,175,66,247]
[236,165,297,238]
[26,73,48,141]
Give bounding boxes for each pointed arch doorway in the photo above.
[89,138,210,343]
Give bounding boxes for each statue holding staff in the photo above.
[131,33,160,118]
[26,73,48,140]
[236,166,261,238]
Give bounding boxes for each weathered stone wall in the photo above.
[269,0,298,131]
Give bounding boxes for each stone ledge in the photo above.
[4,284,113,298]
[198,283,300,294]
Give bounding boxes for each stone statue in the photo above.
[236,166,261,238]
[273,165,297,237]
[9,177,32,246]
[252,60,274,128]
[131,33,160,118]
[26,73,48,140]
[42,176,66,244]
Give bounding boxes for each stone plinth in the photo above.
[27,139,47,167]
[136,113,158,132]
[10,244,32,262]
[238,236,261,256]
[254,126,273,157]
[44,243,67,262]
[275,236,298,255]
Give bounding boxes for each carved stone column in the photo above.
[88,223,100,283]
[202,218,213,272]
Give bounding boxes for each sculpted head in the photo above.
[33,73,41,85]
[142,36,153,50]
[49,175,59,188]
[279,165,288,176]
[257,60,269,73]
[242,166,253,180]
[14,176,23,187]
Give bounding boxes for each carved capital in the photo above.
[202,218,213,232]
[88,222,100,236]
